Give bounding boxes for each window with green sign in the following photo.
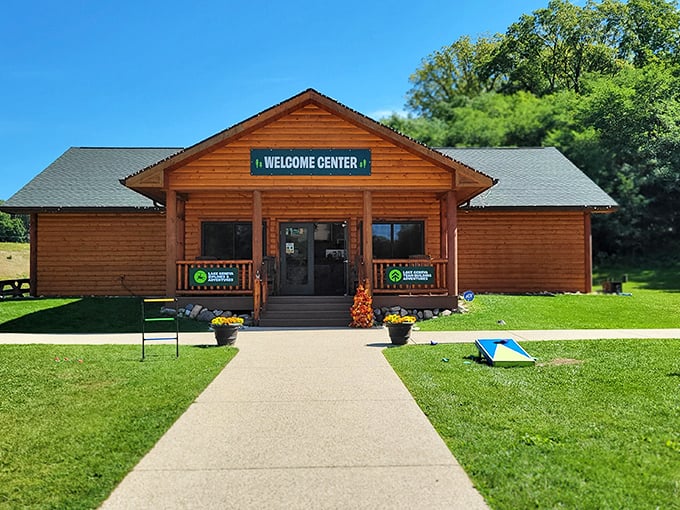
[371,222,424,258]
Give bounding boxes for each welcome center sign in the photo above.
[251,149,371,176]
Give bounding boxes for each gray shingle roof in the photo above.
[1,147,181,211]
[437,147,618,210]
[2,146,616,212]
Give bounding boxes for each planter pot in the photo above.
[213,325,240,346]
[385,323,413,345]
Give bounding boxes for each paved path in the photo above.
[3,328,678,509]
[98,328,489,509]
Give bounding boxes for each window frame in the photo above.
[370,220,425,259]
[200,221,267,260]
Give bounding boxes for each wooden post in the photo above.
[584,212,592,293]
[446,190,458,299]
[29,213,38,297]
[362,190,373,293]
[252,190,263,322]
[165,189,177,297]
[440,198,447,258]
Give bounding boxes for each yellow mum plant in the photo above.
[211,316,244,327]
[383,314,416,324]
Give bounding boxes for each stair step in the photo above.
[260,296,352,328]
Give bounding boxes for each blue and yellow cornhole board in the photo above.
[475,338,535,367]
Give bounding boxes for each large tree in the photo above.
[389,0,680,260]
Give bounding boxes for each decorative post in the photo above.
[446,190,458,299]
[252,190,263,322]
[165,189,177,297]
[362,190,373,293]
[584,212,592,293]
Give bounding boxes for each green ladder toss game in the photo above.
[475,338,536,367]
[141,298,179,359]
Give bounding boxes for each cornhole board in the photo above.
[475,338,535,367]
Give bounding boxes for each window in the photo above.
[201,222,252,260]
[372,222,424,258]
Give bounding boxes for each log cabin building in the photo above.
[2,89,617,326]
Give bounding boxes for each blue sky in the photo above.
[1,0,555,200]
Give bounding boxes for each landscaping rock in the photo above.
[189,304,203,319]
[440,309,452,317]
[423,309,434,320]
[197,309,215,322]
[160,306,177,317]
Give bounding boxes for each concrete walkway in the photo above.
[98,328,490,509]
[3,328,679,509]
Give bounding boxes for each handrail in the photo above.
[176,260,253,294]
[372,258,448,294]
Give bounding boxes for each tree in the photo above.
[406,35,503,118]
[494,0,618,95]
[0,205,28,243]
[599,0,680,66]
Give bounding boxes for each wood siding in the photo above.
[458,210,588,293]
[168,104,454,192]
[36,213,166,296]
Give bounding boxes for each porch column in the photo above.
[362,190,373,292]
[165,189,177,297]
[252,191,263,322]
[584,212,592,293]
[446,190,458,298]
[29,213,38,297]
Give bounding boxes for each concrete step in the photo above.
[260,296,352,327]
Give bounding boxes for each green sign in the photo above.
[251,149,371,176]
[385,266,435,286]
[189,267,239,287]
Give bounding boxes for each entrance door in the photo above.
[280,222,348,295]
[280,223,314,295]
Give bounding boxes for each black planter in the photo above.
[213,325,240,346]
[386,323,413,345]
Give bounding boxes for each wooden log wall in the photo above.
[168,104,455,191]
[458,210,587,293]
[36,213,166,296]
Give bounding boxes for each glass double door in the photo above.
[280,222,347,295]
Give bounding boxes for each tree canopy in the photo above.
[385,0,680,260]
[0,202,28,243]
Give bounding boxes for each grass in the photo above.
[0,344,236,509]
[385,339,680,509]
[0,297,211,334]
[419,263,680,331]
[0,242,29,280]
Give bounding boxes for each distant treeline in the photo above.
[383,0,680,262]
[0,201,28,243]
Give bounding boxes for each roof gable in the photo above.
[123,89,494,202]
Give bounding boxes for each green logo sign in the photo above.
[251,149,371,176]
[193,270,208,284]
[189,267,239,287]
[388,268,403,283]
[385,266,435,286]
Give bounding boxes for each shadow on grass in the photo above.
[595,262,680,292]
[0,297,211,334]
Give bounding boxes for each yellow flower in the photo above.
[383,314,416,324]
[211,316,244,326]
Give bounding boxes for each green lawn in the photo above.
[0,344,236,509]
[420,264,680,331]
[385,339,680,510]
[0,297,211,334]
